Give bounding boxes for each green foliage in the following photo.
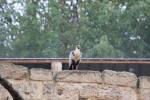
[0,0,150,58]
[85,35,124,57]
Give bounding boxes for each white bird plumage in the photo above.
[69,45,81,70]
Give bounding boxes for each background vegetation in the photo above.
[0,0,150,58]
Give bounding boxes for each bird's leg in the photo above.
[73,64,76,70]
[72,65,74,70]
[72,60,76,70]
[69,65,72,70]
[75,60,80,70]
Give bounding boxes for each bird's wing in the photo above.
[69,51,73,66]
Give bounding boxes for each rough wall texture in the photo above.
[0,63,149,100]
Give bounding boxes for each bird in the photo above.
[69,45,81,70]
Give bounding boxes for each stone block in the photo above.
[29,81,43,100]
[139,76,150,89]
[41,82,56,100]
[138,89,150,100]
[8,79,30,100]
[102,70,137,87]
[0,63,28,80]
[0,84,13,100]
[30,68,53,81]
[56,70,102,83]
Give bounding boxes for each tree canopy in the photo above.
[0,0,150,58]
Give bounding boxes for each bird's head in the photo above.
[76,45,80,50]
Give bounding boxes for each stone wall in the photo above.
[0,63,150,100]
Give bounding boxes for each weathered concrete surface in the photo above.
[0,84,12,100]
[30,68,53,81]
[138,89,150,100]
[138,76,150,100]
[55,82,137,100]
[56,70,102,83]
[8,79,30,100]
[51,61,62,72]
[7,80,55,100]
[102,70,137,87]
[0,63,28,79]
[0,63,150,100]
[139,76,150,89]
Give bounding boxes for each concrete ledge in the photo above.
[102,70,137,87]
[0,63,28,79]
[55,70,102,83]
[30,68,53,81]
